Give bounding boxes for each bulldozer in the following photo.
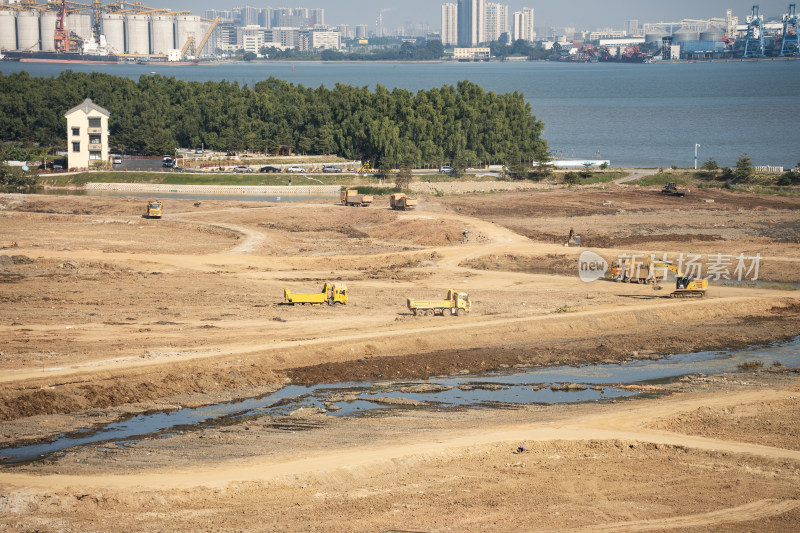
[661,182,688,197]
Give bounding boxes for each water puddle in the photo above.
[24,189,339,203]
[2,337,799,465]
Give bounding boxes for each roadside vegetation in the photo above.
[631,155,800,195]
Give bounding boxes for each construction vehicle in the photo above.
[284,282,348,305]
[1,241,18,249]
[407,289,471,316]
[389,192,417,211]
[146,200,162,218]
[609,259,665,284]
[356,161,376,174]
[341,189,373,207]
[648,258,708,298]
[661,182,688,197]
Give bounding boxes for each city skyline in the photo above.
[128,1,794,31]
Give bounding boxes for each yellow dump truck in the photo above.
[146,200,163,218]
[407,289,471,317]
[284,283,348,305]
[341,189,373,207]
[389,193,417,211]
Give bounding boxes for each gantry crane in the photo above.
[744,5,766,58]
[780,3,799,56]
[54,0,70,51]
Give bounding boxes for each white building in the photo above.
[453,46,490,59]
[311,30,340,50]
[441,3,458,46]
[484,3,508,42]
[64,98,109,170]
[512,7,534,42]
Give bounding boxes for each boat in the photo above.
[2,51,121,64]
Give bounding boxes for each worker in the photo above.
[568,227,575,241]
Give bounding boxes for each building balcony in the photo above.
[87,127,103,134]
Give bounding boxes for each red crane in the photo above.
[54,0,70,52]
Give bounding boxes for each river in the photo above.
[3,59,800,168]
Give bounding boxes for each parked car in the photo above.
[111,156,122,164]
[234,166,254,173]
[322,165,343,173]
[195,147,203,154]
[286,166,307,173]
[439,165,454,174]
[162,159,174,168]
[259,165,281,173]
[52,163,63,171]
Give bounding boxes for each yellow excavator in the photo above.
[647,258,708,298]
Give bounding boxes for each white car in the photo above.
[286,166,307,173]
[111,156,122,164]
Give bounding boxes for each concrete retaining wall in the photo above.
[84,183,341,195]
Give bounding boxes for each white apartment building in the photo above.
[512,7,535,42]
[484,2,508,42]
[64,98,109,170]
[311,30,340,50]
[441,3,458,46]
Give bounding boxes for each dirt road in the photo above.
[1,185,799,531]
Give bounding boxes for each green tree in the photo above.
[395,164,412,191]
[734,154,754,182]
[698,158,720,179]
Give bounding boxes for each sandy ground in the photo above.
[1,183,800,532]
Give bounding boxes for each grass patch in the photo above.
[737,360,765,371]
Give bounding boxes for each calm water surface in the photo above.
[3,59,799,167]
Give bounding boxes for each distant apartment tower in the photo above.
[624,19,639,36]
[484,3,508,42]
[337,24,351,39]
[457,0,485,46]
[238,6,259,26]
[311,8,324,27]
[512,7,534,42]
[441,3,458,46]
[355,24,368,39]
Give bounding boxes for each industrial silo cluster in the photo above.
[0,4,212,58]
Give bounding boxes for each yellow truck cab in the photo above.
[146,200,162,218]
[284,282,348,305]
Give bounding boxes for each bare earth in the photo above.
[1,183,800,532]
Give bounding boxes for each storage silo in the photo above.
[68,12,94,42]
[175,15,200,54]
[700,26,725,42]
[198,20,211,56]
[0,11,16,51]
[645,30,668,43]
[150,15,174,54]
[40,11,58,52]
[126,14,149,54]
[672,28,699,42]
[102,13,125,54]
[16,11,40,52]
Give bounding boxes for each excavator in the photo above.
[647,258,708,298]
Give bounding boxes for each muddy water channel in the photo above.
[2,338,799,465]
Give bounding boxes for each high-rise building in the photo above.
[441,3,458,46]
[457,0,485,46]
[238,6,259,27]
[484,3,507,42]
[512,7,534,42]
[311,8,324,27]
[355,24,368,39]
[337,24,351,40]
[624,19,639,36]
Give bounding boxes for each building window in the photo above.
[89,152,102,161]
[72,142,80,152]
[71,127,80,136]
[88,117,101,128]
[89,135,101,145]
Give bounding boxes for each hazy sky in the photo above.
[147,1,792,30]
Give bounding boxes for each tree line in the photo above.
[0,71,548,168]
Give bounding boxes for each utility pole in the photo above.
[694,144,700,169]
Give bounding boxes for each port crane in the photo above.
[781,3,799,56]
[744,5,766,58]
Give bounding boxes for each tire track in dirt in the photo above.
[569,499,800,532]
